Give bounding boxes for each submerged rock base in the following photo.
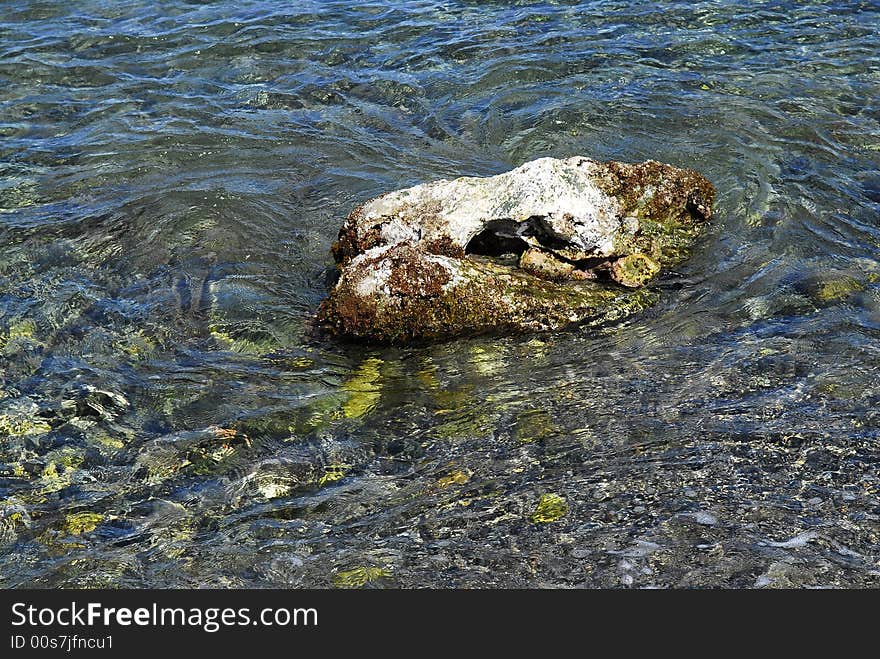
[319,156,714,343]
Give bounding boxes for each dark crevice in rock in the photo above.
[573,256,612,272]
[520,215,574,250]
[464,215,579,259]
[535,248,610,273]
[465,217,617,281]
[465,219,530,257]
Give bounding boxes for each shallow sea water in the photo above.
[1,0,879,588]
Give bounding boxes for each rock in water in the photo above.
[319,156,714,343]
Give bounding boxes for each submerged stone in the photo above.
[532,493,569,523]
[320,156,714,342]
[333,566,391,588]
[63,511,104,536]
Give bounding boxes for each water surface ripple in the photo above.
[1,0,879,587]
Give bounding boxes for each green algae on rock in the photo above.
[532,493,569,523]
[333,566,391,588]
[320,156,714,342]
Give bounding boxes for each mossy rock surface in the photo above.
[319,244,660,343]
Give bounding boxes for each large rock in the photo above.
[319,156,714,342]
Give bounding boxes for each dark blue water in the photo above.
[1,0,879,587]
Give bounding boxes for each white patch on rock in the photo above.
[358,157,623,256]
[347,246,395,298]
[343,245,462,297]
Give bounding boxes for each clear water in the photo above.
[1,0,879,588]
